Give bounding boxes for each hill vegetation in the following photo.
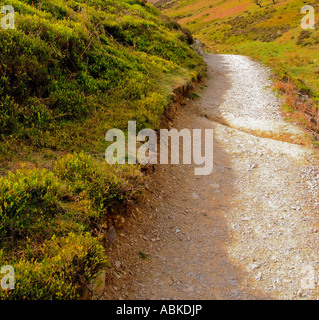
[0,0,204,299]
[161,0,319,141]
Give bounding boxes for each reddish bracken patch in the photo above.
[202,3,250,21]
[180,1,251,24]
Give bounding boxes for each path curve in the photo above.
[102,54,319,300]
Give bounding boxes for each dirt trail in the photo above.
[102,54,319,300]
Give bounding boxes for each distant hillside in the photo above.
[162,0,319,98]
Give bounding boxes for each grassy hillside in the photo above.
[161,0,319,139]
[0,0,204,299]
[0,0,205,164]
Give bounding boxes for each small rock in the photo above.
[107,226,116,247]
[248,163,258,171]
[255,272,262,281]
[251,263,261,270]
[232,290,240,297]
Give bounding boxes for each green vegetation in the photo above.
[138,251,149,259]
[0,0,204,299]
[0,0,204,163]
[0,154,144,299]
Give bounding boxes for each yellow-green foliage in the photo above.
[0,233,108,300]
[54,152,144,212]
[0,168,61,240]
[0,153,144,299]
[0,0,205,161]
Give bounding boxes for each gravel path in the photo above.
[102,54,319,300]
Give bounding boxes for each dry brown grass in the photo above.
[274,80,319,142]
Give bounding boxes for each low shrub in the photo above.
[0,0,205,160]
[0,152,145,299]
[0,168,62,241]
[0,233,108,300]
[54,153,144,213]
